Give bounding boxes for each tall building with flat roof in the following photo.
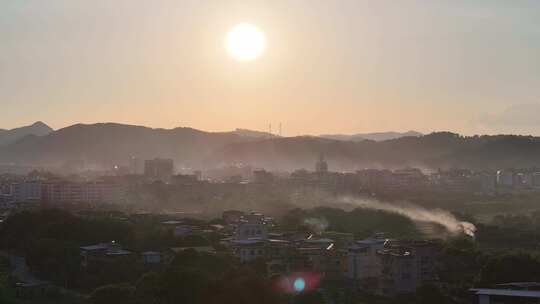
[11,181,42,203]
[315,154,328,174]
[144,158,174,182]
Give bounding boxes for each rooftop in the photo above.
[170,246,216,254]
[161,220,183,225]
[470,288,540,298]
[106,249,132,256]
[305,238,334,244]
[377,248,412,257]
[496,282,540,289]
[231,239,265,245]
[80,244,109,251]
[355,238,388,246]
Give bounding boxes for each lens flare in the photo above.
[293,278,305,292]
[275,272,321,294]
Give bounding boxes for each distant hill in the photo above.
[0,122,53,146]
[0,123,256,168]
[320,131,422,142]
[217,132,540,171]
[232,128,276,139]
[0,123,539,171]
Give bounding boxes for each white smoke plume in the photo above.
[303,217,329,234]
[339,197,476,237]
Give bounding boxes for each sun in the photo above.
[226,23,266,61]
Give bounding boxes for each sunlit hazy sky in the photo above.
[2,0,540,136]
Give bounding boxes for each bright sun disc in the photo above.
[226,23,266,61]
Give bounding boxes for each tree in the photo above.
[416,284,449,304]
[439,236,483,287]
[479,252,540,285]
[158,267,212,304]
[134,272,160,304]
[210,268,282,304]
[294,291,324,304]
[170,249,234,276]
[26,238,81,287]
[89,284,135,304]
[0,257,16,304]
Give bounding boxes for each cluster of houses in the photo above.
[49,208,538,303]
[78,217,219,270]
[75,209,441,298]
[222,210,441,297]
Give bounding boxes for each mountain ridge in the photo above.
[0,121,54,146]
[0,122,539,171]
[320,131,423,142]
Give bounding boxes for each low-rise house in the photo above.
[292,238,335,273]
[231,239,267,263]
[169,246,216,255]
[377,240,441,297]
[174,225,194,237]
[222,210,245,224]
[161,220,183,226]
[322,249,348,281]
[347,236,388,290]
[346,237,441,297]
[321,231,354,248]
[245,212,265,224]
[235,222,268,240]
[266,239,293,276]
[470,282,540,304]
[80,241,133,267]
[141,251,161,265]
[378,246,417,296]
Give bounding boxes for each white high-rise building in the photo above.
[11,181,42,202]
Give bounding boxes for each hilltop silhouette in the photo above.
[0,123,539,171]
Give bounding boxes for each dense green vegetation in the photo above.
[86,250,280,304]
[0,256,17,304]
[474,212,540,251]
[0,209,221,291]
[281,207,419,239]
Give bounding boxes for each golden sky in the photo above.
[2,0,540,135]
